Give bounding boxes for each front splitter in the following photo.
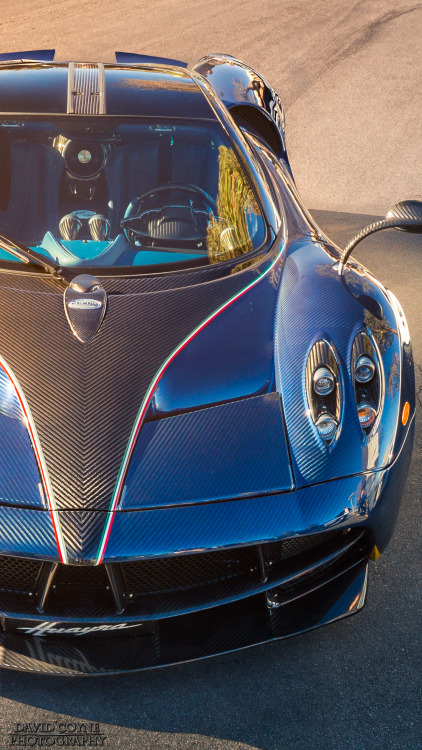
[0,561,368,675]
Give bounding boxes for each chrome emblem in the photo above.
[17,621,143,637]
[64,274,107,343]
[68,298,102,310]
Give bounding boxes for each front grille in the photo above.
[47,563,116,617]
[121,547,259,596]
[0,529,370,620]
[279,532,339,560]
[53,563,108,589]
[0,555,42,594]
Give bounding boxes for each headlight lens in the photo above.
[351,331,382,435]
[357,402,377,430]
[355,355,375,384]
[315,413,338,443]
[313,366,335,396]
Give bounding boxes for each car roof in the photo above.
[0,62,217,119]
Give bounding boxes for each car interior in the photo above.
[0,119,266,270]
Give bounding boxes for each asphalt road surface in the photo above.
[0,2,421,749]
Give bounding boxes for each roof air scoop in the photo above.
[64,274,107,343]
[67,62,106,115]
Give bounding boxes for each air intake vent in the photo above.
[229,104,283,156]
[67,63,106,115]
[0,555,42,595]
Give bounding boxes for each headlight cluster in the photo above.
[306,340,342,446]
[306,332,382,445]
[351,331,381,434]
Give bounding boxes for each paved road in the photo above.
[0,2,421,749]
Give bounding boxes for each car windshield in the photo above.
[0,116,266,272]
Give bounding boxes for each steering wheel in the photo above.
[120,183,218,248]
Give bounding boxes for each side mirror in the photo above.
[338,200,422,275]
[386,200,422,233]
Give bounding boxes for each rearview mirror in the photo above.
[338,200,422,275]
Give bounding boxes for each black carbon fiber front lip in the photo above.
[0,561,368,675]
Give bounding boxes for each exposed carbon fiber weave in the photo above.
[58,511,109,563]
[122,393,292,509]
[0,254,276,559]
[0,410,43,507]
[104,471,375,561]
[0,563,367,674]
[0,507,57,559]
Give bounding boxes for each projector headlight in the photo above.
[355,355,375,384]
[357,402,377,430]
[313,366,335,396]
[315,412,338,444]
[351,331,383,435]
[306,340,342,447]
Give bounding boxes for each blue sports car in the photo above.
[0,49,419,675]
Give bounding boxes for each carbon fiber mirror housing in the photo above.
[386,200,422,233]
[339,199,422,274]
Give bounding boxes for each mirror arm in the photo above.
[338,217,421,275]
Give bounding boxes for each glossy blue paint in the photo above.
[0,50,55,62]
[0,57,415,671]
[193,54,285,153]
[274,239,405,486]
[115,52,188,68]
[141,222,408,492]
[105,67,214,119]
[152,247,283,416]
[0,411,44,508]
[0,507,58,559]
[0,64,68,113]
[0,368,44,508]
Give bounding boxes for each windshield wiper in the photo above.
[0,233,69,285]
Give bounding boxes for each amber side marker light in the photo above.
[370,545,381,562]
[402,401,410,426]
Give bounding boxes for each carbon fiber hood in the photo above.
[0,240,283,563]
[0,270,262,512]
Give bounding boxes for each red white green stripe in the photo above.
[0,357,68,564]
[96,244,284,564]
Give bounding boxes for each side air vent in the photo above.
[306,340,342,446]
[351,331,383,435]
[229,104,284,157]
